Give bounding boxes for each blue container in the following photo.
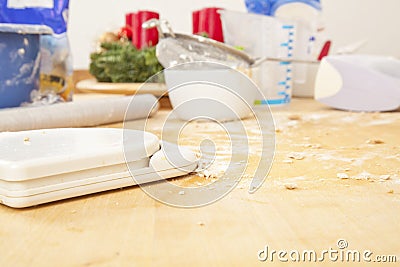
[0,24,52,109]
[245,0,321,16]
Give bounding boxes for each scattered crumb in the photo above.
[178,191,185,195]
[387,190,394,194]
[287,121,299,127]
[355,172,372,180]
[67,226,84,233]
[275,128,282,133]
[344,168,351,172]
[197,222,205,226]
[283,159,294,164]
[242,174,252,179]
[197,169,217,179]
[284,183,298,190]
[366,139,384,144]
[379,175,391,180]
[371,113,381,119]
[237,184,245,189]
[288,152,305,160]
[288,114,301,121]
[337,173,349,179]
[23,137,30,145]
[303,144,322,149]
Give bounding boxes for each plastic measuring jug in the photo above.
[219,10,296,106]
[271,0,325,97]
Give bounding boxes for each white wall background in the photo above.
[68,0,400,69]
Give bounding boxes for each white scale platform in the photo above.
[0,128,198,208]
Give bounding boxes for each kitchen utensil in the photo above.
[219,10,296,105]
[143,18,317,107]
[142,18,317,69]
[317,40,331,60]
[144,19,251,69]
[270,1,328,99]
[315,55,400,111]
[0,94,158,132]
[0,128,198,208]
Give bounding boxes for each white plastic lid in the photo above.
[0,128,160,181]
[273,2,321,25]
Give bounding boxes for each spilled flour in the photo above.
[153,99,400,194]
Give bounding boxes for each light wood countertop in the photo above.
[0,96,399,266]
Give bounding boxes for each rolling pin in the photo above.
[0,94,159,132]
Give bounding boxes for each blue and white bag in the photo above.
[0,0,73,103]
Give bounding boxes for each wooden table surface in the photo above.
[0,97,399,266]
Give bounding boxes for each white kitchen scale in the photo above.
[0,128,198,208]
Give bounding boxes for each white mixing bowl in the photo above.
[164,64,257,122]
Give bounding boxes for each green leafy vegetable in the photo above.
[89,42,164,83]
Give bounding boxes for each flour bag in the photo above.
[0,0,73,104]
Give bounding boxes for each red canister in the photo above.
[126,10,159,49]
[192,7,224,42]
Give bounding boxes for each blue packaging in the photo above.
[245,0,321,16]
[0,0,69,34]
[0,0,71,108]
[0,24,52,108]
[0,26,39,108]
[245,0,272,16]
